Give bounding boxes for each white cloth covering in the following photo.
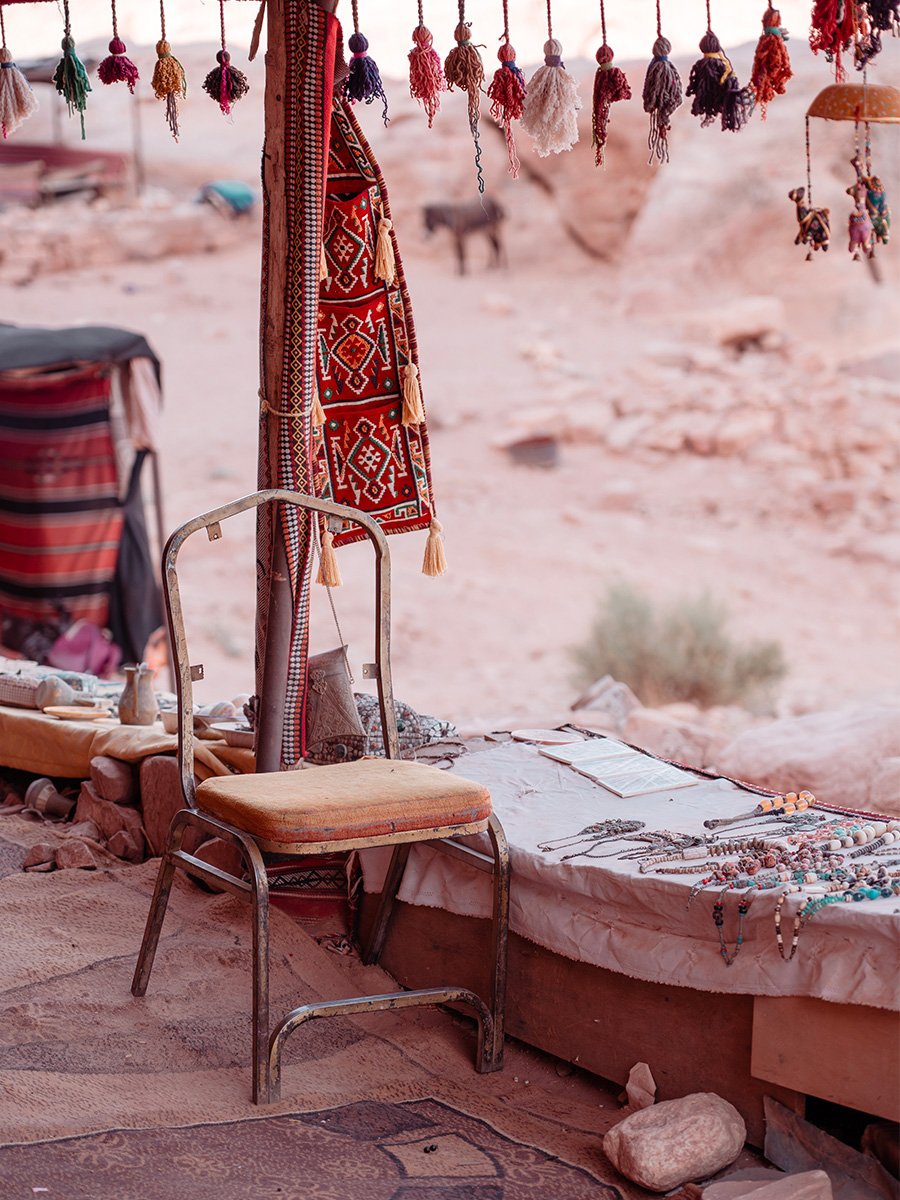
[361,740,900,1012]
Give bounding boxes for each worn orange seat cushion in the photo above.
[195,757,492,846]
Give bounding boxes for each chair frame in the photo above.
[131,489,509,1104]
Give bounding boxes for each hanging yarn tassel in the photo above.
[0,8,38,140]
[409,2,444,128]
[344,0,388,125]
[97,0,139,93]
[444,2,486,193]
[317,529,343,588]
[487,1,526,177]
[866,0,900,34]
[374,214,396,286]
[401,363,425,426]
[203,0,249,116]
[642,3,682,164]
[686,8,750,134]
[152,3,186,141]
[521,2,582,160]
[750,7,791,118]
[809,0,855,80]
[591,2,631,169]
[53,0,91,140]
[422,519,447,578]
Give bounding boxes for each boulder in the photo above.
[185,837,245,892]
[603,1092,745,1193]
[622,708,723,770]
[107,829,144,863]
[89,755,137,805]
[139,755,199,857]
[55,839,101,870]
[23,843,56,869]
[74,782,145,854]
[571,676,641,730]
[717,705,900,817]
[704,1170,832,1199]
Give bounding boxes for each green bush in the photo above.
[572,582,786,710]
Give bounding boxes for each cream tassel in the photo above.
[422,518,447,577]
[319,242,328,281]
[317,529,343,587]
[374,216,396,286]
[312,390,326,428]
[401,363,425,426]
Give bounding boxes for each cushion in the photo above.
[195,758,492,846]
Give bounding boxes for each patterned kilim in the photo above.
[256,0,337,765]
[314,103,436,547]
[0,366,122,628]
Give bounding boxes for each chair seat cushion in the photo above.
[195,757,491,846]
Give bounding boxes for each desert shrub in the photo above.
[572,582,786,710]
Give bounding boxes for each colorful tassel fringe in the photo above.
[0,44,38,139]
[750,8,791,119]
[642,35,682,163]
[53,32,91,140]
[152,40,186,140]
[592,44,631,168]
[409,21,444,127]
[422,519,447,577]
[345,31,388,125]
[488,42,526,177]
[522,38,581,157]
[444,10,485,193]
[317,529,343,588]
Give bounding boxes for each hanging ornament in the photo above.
[409,1,445,128]
[865,0,900,35]
[854,124,892,245]
[0,5,38,140]
[750,7,792,118]
[152,1,186,141]
[203,0,249,117]
[592,0,631,168]
[487,0,527,176]
[809,0,855,82]
[53,0,91,140]
[345,0,388,125]
[521,1,581,157]
[444,1,486,192]
[642,2,683,163]
[97,0,139,93]
[686,2,751,132]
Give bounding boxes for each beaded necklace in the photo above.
[538,819,645,860]
[713,887,752,966]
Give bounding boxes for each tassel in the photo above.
[642,34,682,163]
[53,3,91,141]
[344,22,388,125]
[809,0,855,80]
[0,25,38,140]
[866,0,900,34]
[409,17,444,128]
[488,42,526,178]
[402,363,425,426]
[750,8,791,118]
[374,216,396,286]
[319,242,329,281]
[152,40,186,140]
[685,16,752,134]
[204,0,249,116]
[317,530,342,588]
[521,38,581,157]
[312,390,326,428]
[422,519,447,578]
[592,44,631,168]
[97,1,138,93]
[444,6,485,193]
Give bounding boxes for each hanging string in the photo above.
[487,0,526,176]
[152,0,186,140]
[53,0,91,139]
[345,0,389,124]
[805,114,812,204]
[592,0,631,168]
[203,0,249,116]
[444,0,485,192]
[98,0,139,92]
[408,0,445,127]
[0,3,39,140]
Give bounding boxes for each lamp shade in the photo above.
[807,83,900,124]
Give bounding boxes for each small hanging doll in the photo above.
[750,7,791,118]
[487,0,526,176]
[203,0,249,116]
[642,2,683,163]
[152,1,186,141]
[0,5,38,139]
[686,3,751,133]
[851,144,891,247]
[53,0,91,140]
[345,0,388,125]
[521,1,581,157]
[592,0,631,168]
[97,0,139,93]
[409,1,445,128]
[444,1,486,191]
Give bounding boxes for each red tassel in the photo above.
[592,44,631,168]
[97,36,139,93]
[809,0,854,80]
[488,43,526,178]
[409,23,444,127]
[750,7,791,118]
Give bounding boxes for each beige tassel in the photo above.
[312,390,326,428]
[401,363,425,426]
[374,216,396,286]
[422,518,447,577]
[319,242,328,282]
[317,529,343,587]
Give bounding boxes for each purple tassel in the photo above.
[97,36,139,93]
[344,31,388,125]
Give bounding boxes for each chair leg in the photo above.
[131,810,191,997]
[243,836,271,1106]
[362,842,411,966]
[485,813,510,1072]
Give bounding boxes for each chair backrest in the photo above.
[161,489,400,809]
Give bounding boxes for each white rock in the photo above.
[603,1092,746,1192]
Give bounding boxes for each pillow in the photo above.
[304,647,366,765]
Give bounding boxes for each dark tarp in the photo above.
[0,324,161,386]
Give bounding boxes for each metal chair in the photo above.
[131,489,509,1104]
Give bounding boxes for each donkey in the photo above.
[788,187,831,259]
[423,197,506,276]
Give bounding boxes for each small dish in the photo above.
[210,721,255,749]
[43,706,113,722]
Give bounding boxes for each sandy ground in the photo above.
[3,40,899,730]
